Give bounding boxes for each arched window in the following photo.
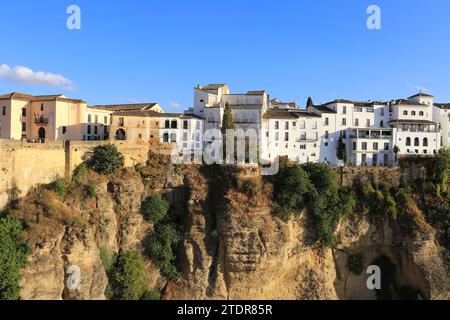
[419,111,424,116]
[403,110,408,116]
[423,138,428,147]
[411,111,416,116]
[406,137,411,146]
[115,129,126,140]
[414,137,420,146]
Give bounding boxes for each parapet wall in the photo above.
[0,139,176,210]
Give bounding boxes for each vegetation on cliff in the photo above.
[89,144,124,175]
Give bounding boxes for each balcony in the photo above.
[34,117,49,125]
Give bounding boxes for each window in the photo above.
[275,121,279,130]
[300,132,307,140]
[285,122,289,130]
[95,115,98,124]
[104,126,107,135]
[403,110,408,116]
[119,117,124,126]
[300,145,306,150]
[325,142,329,147]
[406,137,411,146]
[362,142,368,151]
[342,118,347,126]
[165,120,170,128]
[183,120,188,130]
[170,133,177,142]
[266,131,269,138]
[2,106,6,116]
[285,132,289,141]
[373,154,378,165]
[163,133,169,142]
[22,108,27,117]
[353,142,357,150]
[94,126,98,135]
[380,121,384,127]
[292,121,296,127]
[88,114,92,123]
[40,103,44,112]
[411,111,416,116]
[183,132,188,141]
[342,106,347,114]
[362,154,367,164]
[325,131,329,139]
[104,116,108,124]
[21,122,26,132]
[423,138,428,147]
[419,111,424,116]
[414,138,420,146]
[300,121,306,129]
[384,143,389,151]
[87,125,91,134]
[355,118,359,126]
[324,118,329,126]
[373,142,378,150]
[366,119,370,127]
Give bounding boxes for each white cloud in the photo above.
[168,102,182,110]
[0,64,75,90]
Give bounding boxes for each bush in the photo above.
[347,253,365,275]
[72,163,89,185]
[141,289,160,300]
[0,215,29,300]
[99,247,116,273]
[141,195,170,224]
[110,251,149,300]
[89,144,123,175]
[50,178,68,200]
[84,181,97,199]
[145,223,181,279]
[273,165,313,215]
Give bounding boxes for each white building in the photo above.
[159,113,204,153]
[434,103,450,148]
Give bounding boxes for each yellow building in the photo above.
[0,92,87,142]
[110,110,161,142]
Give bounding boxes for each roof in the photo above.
[0,92,85,103]
[435,103,450,110]
[111,110,161,118]
[353,101,386,107]
[313,105,337,114]
[246,90,266,95]
[390,99,428,106]
[408,92,434,99]
[289,110,321,118]
[263,109,298,119]
[201,84,227,90]
[92,103,159,111]
[228,104,264,110]
[322,99,354,105]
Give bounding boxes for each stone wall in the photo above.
[0,139,176,210]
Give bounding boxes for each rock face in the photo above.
[13,164,450,300]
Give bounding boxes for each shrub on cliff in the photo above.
[50,178,68,200]
[110,251,149,300]
[89,144,124,175]
[141,195,170,224]
[0,215,29,300]
[145,223,181,279]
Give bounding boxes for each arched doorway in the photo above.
[38,127,46,143]
[115,128,126,140]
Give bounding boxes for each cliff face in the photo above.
[10,163,450,300]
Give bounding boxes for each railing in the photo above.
[350,135,392,139]
[34,117,49,124]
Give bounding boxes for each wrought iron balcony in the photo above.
[34,117,49,125]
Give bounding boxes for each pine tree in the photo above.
[222,103,235,163]
[337,131,347,164]
[306,97,314,108]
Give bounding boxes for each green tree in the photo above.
[393,145,400,166]
[0,215,29,300]
[110,251,149,300]
[435,148,450,193]
[222,102,235,132]
[337,131,347,164]
[306,97,314,108]
[274,165,313,216]
[89,144,124,175]
[141,195,170,224]
[145,223,181,279]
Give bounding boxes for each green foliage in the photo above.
[222,102,235,131]
[99,248,116,273]
[347,253,365,275]
[50,178,68,200]
[72,163,89,185]
[141,289,160,300]
[337,131,346,163]
[110,251,149,300]
[141,195,170,224]
[84,181,97,199]
[0,215,29,300]
[355,179,398,219]
[306,97,314,108]
[145,223,181,279]
[435,148,450,193]
[273,165,313,216]
[89,144,124,175]
[273,163,356,247]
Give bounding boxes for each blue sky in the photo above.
[1,0,450,111]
